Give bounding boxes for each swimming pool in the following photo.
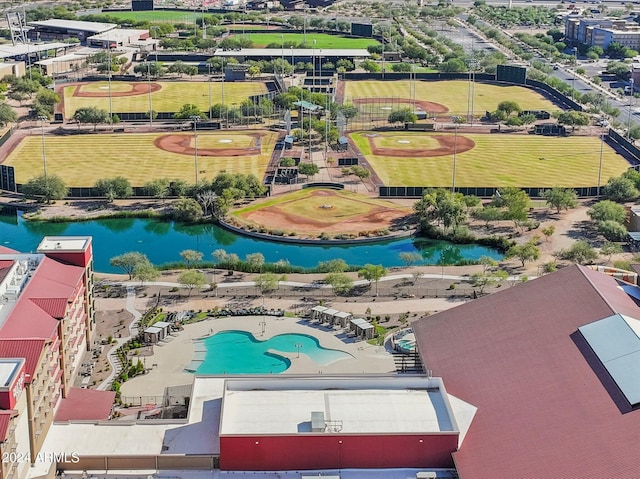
[191,330,353,374]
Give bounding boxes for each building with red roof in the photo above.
[0,237,95,478]
[412,264,640,479]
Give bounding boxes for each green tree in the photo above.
[143,178,170,200]
[180,249,203,268]
[541,225,555,241]
[133,261,159,284]
[439,58,466,73]
[73,106,110,131]
[317,258,348,273]
[22,174,67,203]
[471,269,508,294]
[178,269,206,296]
[255,272,280,294]
[298,162,319,180]
[588,200,627,223]
[495,187,529,227]
[542,187,578,213]
[598,220,627,242]
[94,176,133,201]
[360,59,381,72]
[172,198,203,222]
[506,240,540,267]
[603,176,639,202]
[497,101,521,116]
[399,252,422,268]
[0,103,17,126]
[246,252,265,272]
[556,111,590,127]
[110,252,149,279]
[325,272,353,295]
[473,206,503,226]
[415,189,467,231]
[557,240,598,264]
[133,61,165,78]
[358,263,387,296]
[174,103,204,119]
[601,242,623,262]
[388,108,418,125]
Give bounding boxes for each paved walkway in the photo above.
[96,286,143,391]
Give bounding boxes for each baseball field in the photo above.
[231,187,411,236]
[349,131,630,187]
[4,130,277,187]
[61,81,268,118]
[343,80,558,116]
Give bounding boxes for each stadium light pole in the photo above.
[108,41,113,126]
[281,34,285,72]
[597,122,608,198]
[627,78,634,139]
[147,62,153,127]
[208,62,212,119]
[452,116,461,193]
[37,115,47,179]
[190,116,201,184]
[312,39,316,88]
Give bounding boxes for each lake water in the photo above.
[0,210,502,273]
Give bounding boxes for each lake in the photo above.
[0,210,502,273]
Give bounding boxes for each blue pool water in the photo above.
[194,330,352,374]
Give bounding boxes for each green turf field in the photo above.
[344,80,558,115]
[236,32,379,49]
[232,187,410,233]
[5,131,277,187]
[90,10,212,22]
[350,131,630,187]
[62,81,267,118]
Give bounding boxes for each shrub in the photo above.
[598,220,627,242]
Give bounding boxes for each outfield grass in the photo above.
[92,10,212,22]
[237,32,379,49]
[62,81,267,118]
[233,187,409,221]
[350,131,630,187]
[5,131,277,187]
[344,80,558,115]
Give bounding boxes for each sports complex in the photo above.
[2,76,632,193]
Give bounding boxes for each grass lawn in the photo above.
[62,81,267,118]
[91,10,212,22]
[5,130,277,187]
[233,187,408,221]
[236,32,379,49]
[350,131,630,187]
[344,80,558,115]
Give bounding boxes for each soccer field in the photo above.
[343,80,558,115]
[61,81,267,118]
[237,32,379,49]
[5,131,277,187]
[350,131,630,187]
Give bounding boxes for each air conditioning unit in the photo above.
[416,473,437,479]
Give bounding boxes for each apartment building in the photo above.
[0,237,95,478]
[565,16,640,49]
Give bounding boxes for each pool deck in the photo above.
[119,316,396,398]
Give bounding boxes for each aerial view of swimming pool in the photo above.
[191,330,353,374]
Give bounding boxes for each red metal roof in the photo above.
[0,339,47,383]
[0,256,84,339]
[0,246,17,254]
[54,388,115,422]
[29,297,68,319]
[0,411,16,442]
[412,265,640,479]
[0,260,14,284]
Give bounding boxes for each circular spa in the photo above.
[188,330,353,374]
[391,328,417,354]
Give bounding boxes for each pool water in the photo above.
[193,330,353,374]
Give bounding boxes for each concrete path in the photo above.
[96,286,143,391]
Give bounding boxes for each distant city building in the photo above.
[565,16,640,49]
